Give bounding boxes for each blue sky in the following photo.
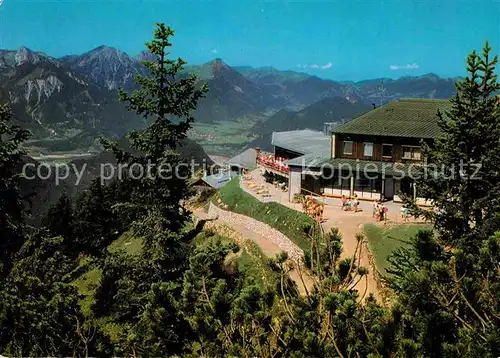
[0,0,498,81]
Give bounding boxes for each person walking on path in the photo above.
[341,195,347,210]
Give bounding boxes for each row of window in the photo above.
[342,141,421,160]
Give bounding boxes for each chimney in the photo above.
[255,147,261,162]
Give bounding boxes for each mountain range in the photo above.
[0,45,459,155]
[0,47,144,139]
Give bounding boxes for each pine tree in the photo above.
[93,23,207,356]
[0,233,85,356]
[0,103,30,276]
[102,23,207,240]
[74,179,119,257]
[410,41,500,248]
[0,103,89,356]
[181,238,242,356]
[180,228,393,357]
[391,42,500,357]
[42,193,74,242]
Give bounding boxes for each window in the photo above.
[343,141,353,155]
[382,144,393,158]
[402,146,421,160]
[363,142,373,157]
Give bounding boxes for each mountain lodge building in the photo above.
[256,98,452,204]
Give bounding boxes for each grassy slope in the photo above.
[193,229,277,288]
[72,223,275,330]
[70,230,144,343]
[214,177,314,252]
[72,231,143,311]
[108,230,143,256]
[363,223,432,275]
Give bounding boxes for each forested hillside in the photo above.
[18,135,214,226]
[0,25,498,357]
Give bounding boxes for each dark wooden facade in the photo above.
[334,134,432,163]
[274,146,303,161]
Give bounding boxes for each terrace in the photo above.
[257,151,290,175]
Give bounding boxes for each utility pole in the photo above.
[378,81,386,107]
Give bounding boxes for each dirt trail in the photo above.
[239,171,382,302]
[192,209,314,295]
[321,205,381,302]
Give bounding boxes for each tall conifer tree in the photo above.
[0,103,30,276]
[392,42,500,357]
[410,42,500,248]
[94,23,207,355]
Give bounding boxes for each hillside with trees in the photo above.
[0,24,498,357]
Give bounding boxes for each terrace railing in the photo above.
[257,153,289,174]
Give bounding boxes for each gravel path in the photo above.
[241,169,382,302]
[208,202,304,262]
[193,205,314,295]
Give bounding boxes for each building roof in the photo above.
[197,171,239,189]
[224,148,257,170]
[332,98,452,139]
[285,152,331,168]
[271,129,331,155]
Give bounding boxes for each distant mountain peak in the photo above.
[419,73,442,81]
[81,45,131,61]
[135,50,156,62]
[14,46,48,66]
[93,45,115,51]
[17,46,33,54]
[422,72,439,77]
[15,46,33,65]
[210,58,229,68]
[60,45,147,90]
[188,58,234,80]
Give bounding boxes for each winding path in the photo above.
[192,206,314,295]
[240,170,382,302]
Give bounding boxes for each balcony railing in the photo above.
[257,153,289,174]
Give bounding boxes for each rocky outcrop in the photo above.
[25,75,63,104]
